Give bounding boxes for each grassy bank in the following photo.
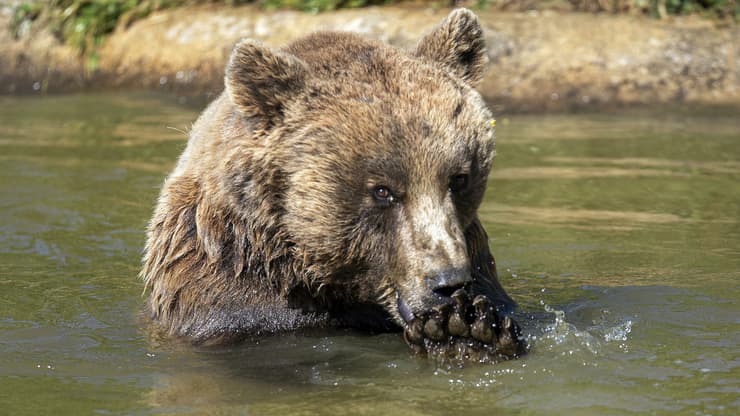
[10,0,739,62]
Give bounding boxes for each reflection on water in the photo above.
[0,95,738,415]
[544,156,740,174]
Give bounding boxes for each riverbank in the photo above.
[1,4,738,112]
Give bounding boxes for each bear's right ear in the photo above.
[225,39,307,124]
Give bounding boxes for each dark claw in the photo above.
[451,288,470,305]
[472,294,490,311]
[423,304,450,341]
[503,315,513,331]
[433,303,451,316]
[403,318,425,346]
[448,289,469,337]
[471,295,495,343]
[496,316,522,356]
[401,293,525,363]
[471,318,494,344]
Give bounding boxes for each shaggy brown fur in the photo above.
[141,8,516,346]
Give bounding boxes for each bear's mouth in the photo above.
[395,291,458,325]
[395,292,415,323]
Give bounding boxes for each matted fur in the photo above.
[141,8,515,345]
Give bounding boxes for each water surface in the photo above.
[1,94,738,415]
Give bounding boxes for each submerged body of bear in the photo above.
[142,9,524,361]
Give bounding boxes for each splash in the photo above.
[602,320,633,343]
[526,303,634,357]
[540,304,601,355]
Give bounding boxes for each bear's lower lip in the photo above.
[396,293,415,323]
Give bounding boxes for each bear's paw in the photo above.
[403,289,526,364]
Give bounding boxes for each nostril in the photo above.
[432,282,466,299]
[428,268,472,299]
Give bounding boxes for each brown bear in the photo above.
[141,8,524,361]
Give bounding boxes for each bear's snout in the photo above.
[395,266,471,325]
[426,267,471,299]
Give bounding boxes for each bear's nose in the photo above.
[428,268,472,299]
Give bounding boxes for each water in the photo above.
[1,94,738,415]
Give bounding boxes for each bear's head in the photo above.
[223,9,506,327]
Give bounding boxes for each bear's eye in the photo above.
[373,186,394,206]
[449,174,469,193]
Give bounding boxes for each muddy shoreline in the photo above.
[1,5,738,112]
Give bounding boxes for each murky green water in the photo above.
[1,94,738,415]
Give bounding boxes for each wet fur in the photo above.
[141,9,514,345]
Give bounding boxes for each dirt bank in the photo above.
[1,5,738,112]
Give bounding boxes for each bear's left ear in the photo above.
[413,8,488,85]
[225,39,307,124]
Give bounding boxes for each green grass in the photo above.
[567,0,737,18]
[12,1,182,57]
